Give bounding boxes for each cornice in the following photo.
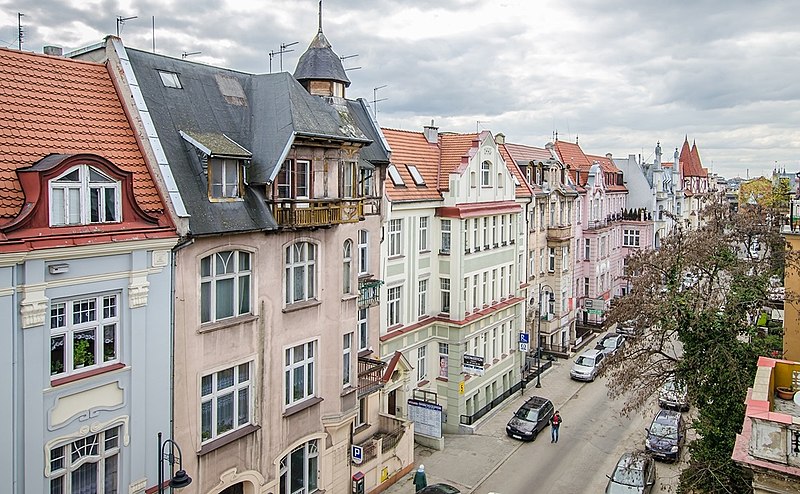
[0,237,177,267]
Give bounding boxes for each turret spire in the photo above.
[318,0,323,33]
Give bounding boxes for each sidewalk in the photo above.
[380,357,582,494]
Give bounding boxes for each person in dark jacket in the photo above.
[413,464,427,491]
[550,411,562,443]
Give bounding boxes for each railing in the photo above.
[272,198,363,227]
[540,343,569,355]
[357,356,385,398]
[546,224,573,241]
[351,414,409,465]
[358,279,382,308]
[459,360,553,426]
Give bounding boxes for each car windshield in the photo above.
[650,421,678,439]
[514,408,539,422]
[612,463,645,487]
[575,355,595,367]
[603,338,618,349]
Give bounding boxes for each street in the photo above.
[389,354,684,494]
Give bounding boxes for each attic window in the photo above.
[387,165,405,186]
[406,165,425,186]
[208,158,242,200]
[158,71,182,89]
[50,165,121,226]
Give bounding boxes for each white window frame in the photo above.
[209,158,241,199]
[388,219,402,256]
[48,426,121,494]
[387,286,402,326]
[419,216,429,252]
[284,341,316,407]
[50,164,121,226]
[343,333,353,388]
[418,279,428,317]
[481,160,491,186]
[548,247,556,272]
[358,230,369,275]
[440,219,451,254]
[440,277,450,314]
[277,159,310,199]
[343,240,353,294]
[279,440,319,494]
[417,345,427,382]
[200,250,252,323]
[438,343,449,378]
[200,361,253,442]
[50,293,120,378]
[357,307,368,352]
[285,242,317,305]
[623,229,641,247]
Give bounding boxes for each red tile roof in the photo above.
[679,137,708,177]
[553,139,627,191]
[0,48,165,223]
[382,128,530,202]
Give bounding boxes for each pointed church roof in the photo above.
[293,3,351,87]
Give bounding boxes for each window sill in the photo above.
[198,313,259,334]
[416,380,429,387]
[435,377,448,382]
[388,255,405,261]
[283,397,323,417]
[50,362,126,387]
[283,299,322,313]
[353,423,370,434]
[438,250,450,256]
[419,250,431,255]
[198,424,260,456]
[341,294,358,302]
[341,386,358,397]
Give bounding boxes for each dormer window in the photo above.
[209,158,241,199]
[50,165,120,226]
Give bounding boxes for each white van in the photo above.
[570,348,605,382]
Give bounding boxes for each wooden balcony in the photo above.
[358,356,386,398]
[273,198,363,228]
[546,224,573,242]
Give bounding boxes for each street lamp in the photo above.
[158,432,192,493]
[536,282,555,388]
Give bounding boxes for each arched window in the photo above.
[200,250,252,323]
[343,240,353,294]
[50,164,121,226]
[481,161,491,186]
[286,242,317,304]
[279,440,318,494]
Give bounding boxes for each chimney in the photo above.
[423,119,438,144]
[605,153,613,161]
[43,46,63,57]
[494,133,505,145]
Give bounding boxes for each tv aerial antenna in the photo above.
[372,85,388,117]
[269,41,298,73]
[341,53,361,72]
[116,15,137,37]
[181,51,201,59]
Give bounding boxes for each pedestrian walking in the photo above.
[550,410,562,443]
[413,464,427,492]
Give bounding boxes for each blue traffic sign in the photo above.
[519,333,530,343]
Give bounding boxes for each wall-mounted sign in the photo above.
[463,354,485,376]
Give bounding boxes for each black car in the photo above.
[605,452,656,494]
[505,396,554,441]
[645,409,684,462]
[418,483,461,494]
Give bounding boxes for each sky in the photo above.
[1,0,799,179]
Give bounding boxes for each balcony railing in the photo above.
[273,198,363,228]
[358,279,383,308]
[357,356,386,398]
[352,414,410,465]
[546,224,573,241]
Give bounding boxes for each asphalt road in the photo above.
[471,375,682,494]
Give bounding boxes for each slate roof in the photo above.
[0,47,164,223]
[126,48,379,236]
[294,29,350,87]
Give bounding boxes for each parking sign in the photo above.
[519,333,530,352]
[351,445,363,464]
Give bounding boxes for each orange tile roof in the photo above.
[0,48,164,223]
[382,128,530,202]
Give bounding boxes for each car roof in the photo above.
[616,452,650,470]
[580,348,603,357]
[654,409,681,424]
[522,396,552,409]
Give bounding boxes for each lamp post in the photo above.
[536,282,554,388]
[158,432,192,493]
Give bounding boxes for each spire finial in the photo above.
[318,0,323,33]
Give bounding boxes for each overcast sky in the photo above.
[2,0,798,179]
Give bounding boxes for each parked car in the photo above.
[605,451,656,494]
[616,320,642,338]
[505,396,555,441]
[570,348,605,382]
[418,484,461,494]
[595,333,625,356]
[645,409,684,462]
[658,378,689,411]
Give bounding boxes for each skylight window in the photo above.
[406,165,426,186]
[387,165,405,186]
[158,70,182,89]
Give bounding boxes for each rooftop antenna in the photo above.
[372,85,388,117]
[476,120,489,133]
[341,53,361,71]
[151,16,155,52]
[116,15,137,37]
[181,51,201,59]
[270,41,298,72]
[17,12,23,50]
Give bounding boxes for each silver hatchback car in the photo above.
[570,348,605,382]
